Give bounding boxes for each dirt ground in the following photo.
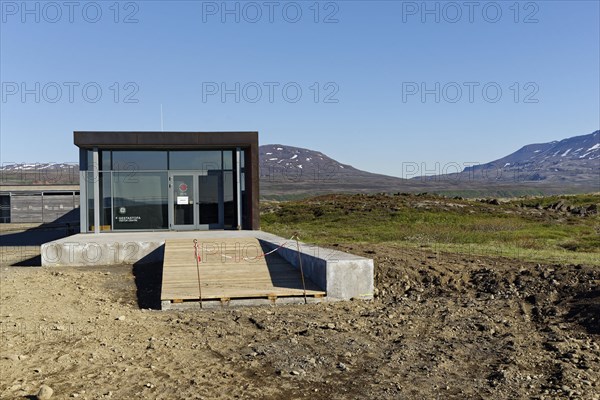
[1,244,599,399]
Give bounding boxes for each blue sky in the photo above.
[1,0,599,177]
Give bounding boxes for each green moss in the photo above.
[261,193,600,265]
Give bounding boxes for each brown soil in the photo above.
[1,245,599,399]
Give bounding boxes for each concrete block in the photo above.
[257,233,374,301]
[41,233,164,266]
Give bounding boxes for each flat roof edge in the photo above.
[74,131,258,148]
[73,131,258,134]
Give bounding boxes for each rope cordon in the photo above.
[193,239,203,308]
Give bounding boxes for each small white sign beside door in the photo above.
[177,196,189,205]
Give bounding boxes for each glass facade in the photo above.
[223,171,236,228]
[240,149,247,229]
[113,172,168,230]
[81,149,245,232]
[86,172,95,231]
[0,195,11,223]
[99,172,112,230]
[198,172,221,225]
[101,151,111,171]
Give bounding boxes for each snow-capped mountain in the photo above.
[1,131,597,195]
[260,144,358,176]
[462,130,599,183]
[258,144,404,195]
[0,162,78,171]
[0,163,79,185]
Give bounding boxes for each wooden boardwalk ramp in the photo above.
[161,237,326,308]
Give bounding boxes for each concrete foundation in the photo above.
[41,230,374,302]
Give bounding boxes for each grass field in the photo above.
[261,193,600,266]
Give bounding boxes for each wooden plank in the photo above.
[160,237,326,301]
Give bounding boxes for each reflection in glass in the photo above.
[0,195,10,223]
[113,172,168,230]
[99,172,112,230]
[240,171,247,229]
[86,171,95,230]
[86,150,94,171]
[169,151,221,170]
[101,151,111,171]
[224,171,236,228]
[112,151,168,171]
[198,172,220,225]
[223,151,233,170]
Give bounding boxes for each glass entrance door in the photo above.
[169,172,224,230]
[171,174,196,230]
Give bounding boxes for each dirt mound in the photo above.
[1,244,599,399]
